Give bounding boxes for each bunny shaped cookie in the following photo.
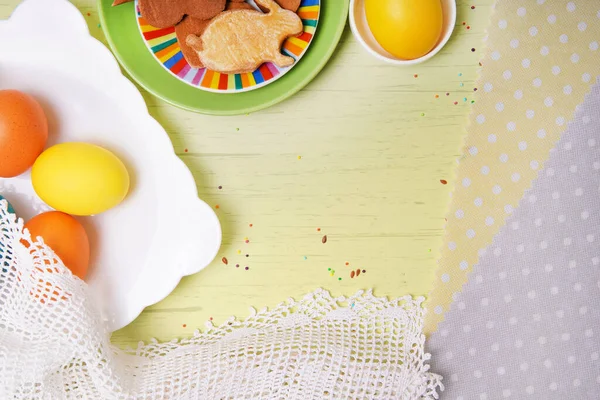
[186,0,303,75]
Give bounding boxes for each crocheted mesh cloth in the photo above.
[0,200,442,399]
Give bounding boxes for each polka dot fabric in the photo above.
[426,0,600,333]
[428,81,600,399]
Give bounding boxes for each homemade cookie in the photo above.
[138,0,226,28]
[186,0,302,74]
[176,17,212,69]
[258,0,301,12]
[176,1,255,69]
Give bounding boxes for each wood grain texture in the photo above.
[0,0,493,347]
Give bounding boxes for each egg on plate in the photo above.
[32,142,130,216]
[24,211,90,280]
[0,90,48,178]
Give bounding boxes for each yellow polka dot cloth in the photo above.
[425,0,600,334]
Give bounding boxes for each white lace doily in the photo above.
[0,201,442,399]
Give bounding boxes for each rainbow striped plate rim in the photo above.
[135,0,320,94]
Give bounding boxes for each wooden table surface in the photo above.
[1,0,492,347]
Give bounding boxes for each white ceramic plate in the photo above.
[0,0,221,331]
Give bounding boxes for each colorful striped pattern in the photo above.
[136,0,320,93]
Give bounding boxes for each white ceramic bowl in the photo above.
[349,0,457,65]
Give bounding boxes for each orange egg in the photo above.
[0,90,48,177]
[24,212,90,280]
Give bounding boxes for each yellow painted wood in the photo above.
[1,0,493,347]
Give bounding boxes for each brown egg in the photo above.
[24,211,90,280]
[0,90,48,177]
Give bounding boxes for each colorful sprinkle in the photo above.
[435,94,439,98]
[351,270,356,279]
[454,101,459,105]
[245,254,249,257]
[471,100,475,104]
[249,224,253,227]
[183,324,187,328]
[345,262,349,266]
[362,270,366,274]
[184,149,188,153]
[462,22,466,25]
[458,73,462,77]
[303,256,308,260]
[317,228,321,232]
[236,264,240,268]
[463,97,468,102]
[440,179,448,185]
[236,128,240,131]
[356,269,361,276]
[467,26,471,30]
[215,205,220,209]
[245,239,250,244]
[245,266,249,270]
[414,74,418,78]
[87,12,91,16]
[218,186,222,190]
[471,48,476,52]
[237,250,241,255]
[328,268,331,271]
[446,93,450,96]
[421,113,425,117]
[338,277,342,281]
[460,83,464,87]
[222,257,228,265]
[471,5,475,9]
[298,155,302,160]
[322,235,327,244]
[209,317,213,321]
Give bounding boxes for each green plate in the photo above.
[98,0,349,115]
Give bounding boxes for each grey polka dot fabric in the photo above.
[428,81,600,399]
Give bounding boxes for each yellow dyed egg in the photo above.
[32,143,130,216]
[365,0,443,60]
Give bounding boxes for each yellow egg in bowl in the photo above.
[349,0,456,65]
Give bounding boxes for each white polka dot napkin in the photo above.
[428,80,600,399]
